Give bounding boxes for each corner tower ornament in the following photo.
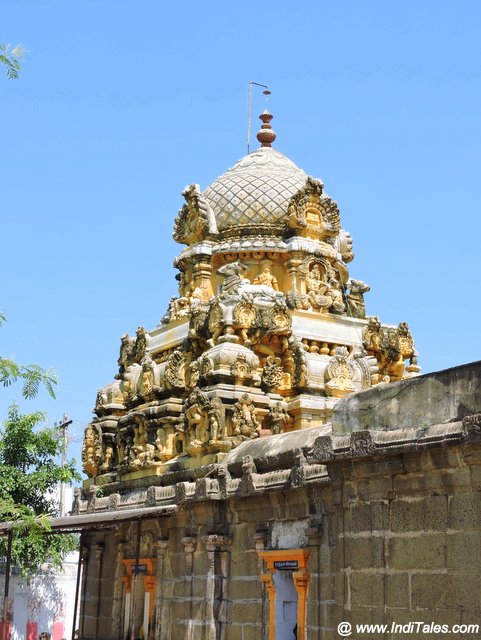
[81,110,420,481]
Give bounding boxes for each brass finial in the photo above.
[256,110,276,147]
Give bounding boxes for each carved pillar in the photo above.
[293,571,310,640]
[202,535,231,640]
[182,536,197,575]
[155,539,170,640]
[192,256,214,299]
[182,536,197,640]
[286,254,303,293]
[260,573,276,640]
[254,532,268,640]
[111,538,126,640]
[93,543,104,640]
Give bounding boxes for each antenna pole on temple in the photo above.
[247,81,271,154]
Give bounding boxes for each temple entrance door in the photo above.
[273,570,298,640]
[123,578,145,640]
[258,549,310,640]
[121,559,156,640]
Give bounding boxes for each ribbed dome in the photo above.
[203,147,307,235]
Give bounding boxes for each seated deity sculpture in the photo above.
[327,278,345,313]
[253,260,279,291]
[306,264,332,310]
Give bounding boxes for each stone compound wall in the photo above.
[327,444,481,638]
[77,362,481,640]
[79,442,481,640]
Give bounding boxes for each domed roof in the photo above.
[203,146,307,235]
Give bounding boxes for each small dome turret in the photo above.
[203,111,306,236]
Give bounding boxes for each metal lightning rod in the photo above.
[247,81,271,154]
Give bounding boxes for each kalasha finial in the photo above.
[256,110,276,147]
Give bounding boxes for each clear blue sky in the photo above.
[2,0,481,466]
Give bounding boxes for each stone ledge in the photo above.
[75,414,481,516]
[332,360,481,434]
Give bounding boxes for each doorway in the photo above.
[258,548,310,640]
[273,570,298,639]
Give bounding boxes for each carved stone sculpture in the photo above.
[305,263,332,311]
[184,389,211,456]
[286,176,340,241]
[130,415,155,469]
[131,326,149,365]
[346,279,370,318]
[231,353,252,384]
[324,347,356,397]
[117,333,135,376]
[262,356,283,392]
[363,317,419,381]
[253,259,279,291]
[208,397,224,443]
[217,262,246,298]
[166,350,186,389]
[231,394,261,439]
[265,402,291,434]
[138,356,155,399]
[363,316,383,352]
[82,423,103,477]
[173,184,218,245]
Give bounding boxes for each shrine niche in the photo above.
[286,176,340,242]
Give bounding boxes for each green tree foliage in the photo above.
[0,406,80,575]
[0,313,57,399]
[0,43,24,79]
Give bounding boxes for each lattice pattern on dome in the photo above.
[204,147,306,232]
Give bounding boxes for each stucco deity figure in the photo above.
[131,326,149,364]
[190,286,204,306]
[186,401,209,443]
[253,260,279,291]
[130,417,155,468]
[117,333,135,376]
[363,316,383,352]
[140,356,154,397]
[208,398,224,442]
[155,427,167,458]
[306,264,331,310]
[232,394,261,439]
[99,445,114,473]
[82,424,102,477]
[265,402,291,434]
[327,278,345,314]
[132,419,148,455]
[170,295,191,319]
[397,322,415,360]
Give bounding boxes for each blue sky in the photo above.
[2,0,481,466]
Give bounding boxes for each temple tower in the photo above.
[82,110,419,484]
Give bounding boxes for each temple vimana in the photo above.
[77,112,481,640]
